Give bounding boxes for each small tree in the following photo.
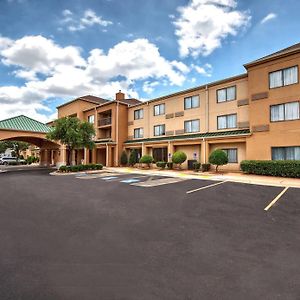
[172,151,187,169]
[4,141,29,160]
[46,117,95,165]
[120,150,128,166]
[209,149,228,172]
[139,155,153,168]
[129,149,139,166]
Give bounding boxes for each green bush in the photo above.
[156,161,167,169]
[240,160,300,178]
[129,149,139,166]
[139,155,153,168]
[59,165,67,172]
[58,163,103,173]
[201,163,211,172]
[209,149,228,172]
[193,161,201,172]
[172,151,187,168]
[166,162,173,169]
[120,150,128,166]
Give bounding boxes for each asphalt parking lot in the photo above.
[0,168,299,300]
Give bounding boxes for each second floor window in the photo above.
[154,103,165,116]
[271,101,300,122]
[217,114,237,129]
[269,66,298,89]
[154,124,165,136]
[217,86,236,103]
[88,115,95,124]
[184,119,200,133]
[184,95,199,109]
[134,128,143,138]
[134,109,143,120]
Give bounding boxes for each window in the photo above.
[134,128,143,139]
[153,148,168,162]
[134,109,143,120]
[270,101,300,122]
[217,86,236,103]
[269,66,298,89]
[154,103,165,116]
[184,119,200,133]
[184,95,199,109]
[272,146,300,160]
[154,124,165,136]
[222,148,238,163]
[88,115,95,124]
[217,114,237,129]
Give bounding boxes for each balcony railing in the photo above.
[98,117,112,127]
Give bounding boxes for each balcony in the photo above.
[98,117,112,127]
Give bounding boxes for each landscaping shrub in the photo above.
[129,149,139,166]
[209,149,228,172]
[201,163,211,172]
[166,162,173,169]
[172,151,187,168]
[240,160,300,178]
[193,161,201,172]
[156,161,167,169]
[139,155,153,168]
[58,163,103,173]
[120,150,128,166]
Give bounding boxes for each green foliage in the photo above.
[120,150,128,166]
[129,149,139,166]
[166,162,173,169]
[139,155,153,167]
[59,164,103,173]
[193,161,201,171]
[47,117,95,165]
[0,141,29,159]
[201,163,211,172]
[209,149,228,172]
[172,151,187,166]
[156,161,167,169]
[240,160,300,178]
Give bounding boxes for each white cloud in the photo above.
[261,13,277,24]
[143,81,160,94]
[173,0,251,57]
[193,63,213,77]
[61,9,113,32]
[0,35,189,122]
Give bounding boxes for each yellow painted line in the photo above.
[264,187,289,211]
[186,180,228,194]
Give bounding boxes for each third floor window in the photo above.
[217,86,236,103]
[269,66,298,89]
[154,124,165,136]
[134,109,143,120]
[88,115,95,124]
[270,101,300,122]
[184,95,199,109]
[153,103,165,116]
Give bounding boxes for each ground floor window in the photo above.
[272,146,300,160]
[222,148,238,163]
[153,147,168,162]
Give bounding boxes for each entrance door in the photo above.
[152,147,168,162]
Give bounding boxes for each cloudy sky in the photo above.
[0,0,299,122]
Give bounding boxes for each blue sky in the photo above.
[0,0,299,122]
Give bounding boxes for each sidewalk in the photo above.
[106,167,300,188]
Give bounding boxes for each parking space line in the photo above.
[264,187,289,211]
[186,180,228,194]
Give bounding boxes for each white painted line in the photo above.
[186,180,228,194]
[264,187,289,211]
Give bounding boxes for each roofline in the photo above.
[0,127,49,134]
[244,47,300,69]
[130,73,248,108]
[82,100,131,113]
[56,96,109,109]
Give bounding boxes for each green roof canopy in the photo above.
[0,115,50,133]
[125,129,250,144]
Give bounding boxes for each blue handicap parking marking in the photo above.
[102,176,119,180]
[121,178,140,183]
[76,173,88,177]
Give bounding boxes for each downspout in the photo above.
[202,137,206,164]
[116,102,119,166]
[205,84,209,132]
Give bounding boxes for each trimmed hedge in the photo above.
[240,160,300,178]
[156,161,167,169]
[172,151,187,166]
[59,163,103,173]
[193,161,201,172]
[166,162,173,169]
[201,163,211,172]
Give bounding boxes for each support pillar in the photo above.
[106,144,109,167]
[92,148,97,164]
[168,141,174,162]
[142,142,147,156]
[84,148,90,165]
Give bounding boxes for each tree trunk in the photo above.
[67,146,71,166]
[216,165,219,173]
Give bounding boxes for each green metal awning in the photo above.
[124,129,250,144]
[0,115,51,133]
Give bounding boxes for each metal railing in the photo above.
[98,117,112,126]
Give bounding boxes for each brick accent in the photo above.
[252,124,270,132]
[237,99,249,106]
[175,111,184,117]
[238,121,250,129]
[165,113,174,119]
[251,92,268,101]
[128,121,134,126]
[175,129,185,134]
[166,130,174,136]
